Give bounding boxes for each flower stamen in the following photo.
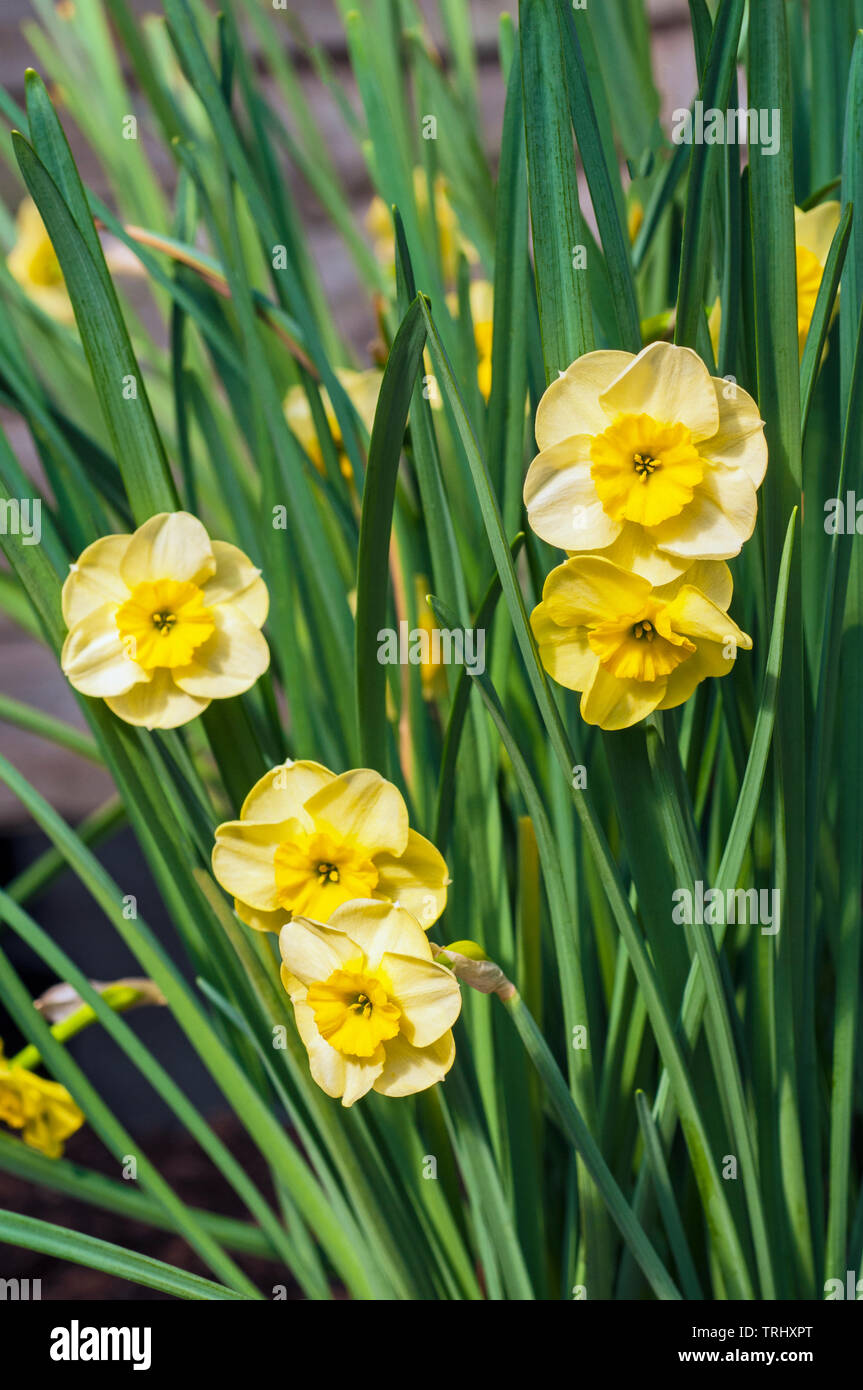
[633,452,658,480]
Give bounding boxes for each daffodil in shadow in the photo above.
[279,901,461,1107]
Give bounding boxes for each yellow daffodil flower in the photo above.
[212,760,450,934]
[524,342,767,584]
[0,1043,84,1158]
[60,512,269,730]
[6,196,74,323]
[284,368,382,481]
[366,168,477,282]
[531,554,751,730]
[709,201,841,363]
[279,900,461,1106]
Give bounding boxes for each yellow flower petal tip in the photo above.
[6,196,74,323]
[0,1042,85,1158]
[531,554,751,730]
[212,760,449,933]
[60,511,270,729]
[278,901,462,1105]
[524,342,767,583]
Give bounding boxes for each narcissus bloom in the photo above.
[531,555,750,730]
[0,1043,84,1158]
[212,760,449,934]
[61,512,269,729]
[524,342,767,584]
[284,368,382,481]
[7,196,74,323]
[279,901,461,1106]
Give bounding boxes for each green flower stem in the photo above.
[9,985,143,1071]
[499,987,681,1301]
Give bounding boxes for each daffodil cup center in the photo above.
[589,412,704,527]
[115,578,215,671]
[588,605,695,683]
[273,831,379,915]
[306,965,401,1057]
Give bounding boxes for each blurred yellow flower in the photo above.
[284,367,382,481]
[279,900,461,1106]
[709,201,841,362]
[531,555,750,730]
[61,512,269,729]
[366,168,477,282]
[0,1043,84,1158]
[794,201,841,354]
[212,760,450,934]
[6,196,74,323]
[414,577,447,698]
[446,279,494,401]
[627,197,644,244]
[524,342,767,584]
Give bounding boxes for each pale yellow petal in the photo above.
[104,669,209,729]
[704,380,768,487]
[664,586,752,649]
[240,759,335,823]
[202,541,269,625]
[236,897,288,934]
[658,639,736,710]
[61,534,132,626]
[120,512,216,588]
[598,343,720,442]
[292,996,346,1099]
[327,900,434,966]
[303,768,410,856]
[374,1030,456,1098]
[531,603,598,692]
[580,663,665,730]
[378,951,461,1046]
[61,602,148,697]
[278,916,358,988]
[651,466,756,558]
[341,1054,385,1107]
[524,438,621,551]
[212,820,285,909]
[542,556,651,626]
[597,523,692,585]
[794,201,841,265]
[372,831,449,929]
[535,350,634,450]
[654,559,733,609]
[172,607,270,698]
